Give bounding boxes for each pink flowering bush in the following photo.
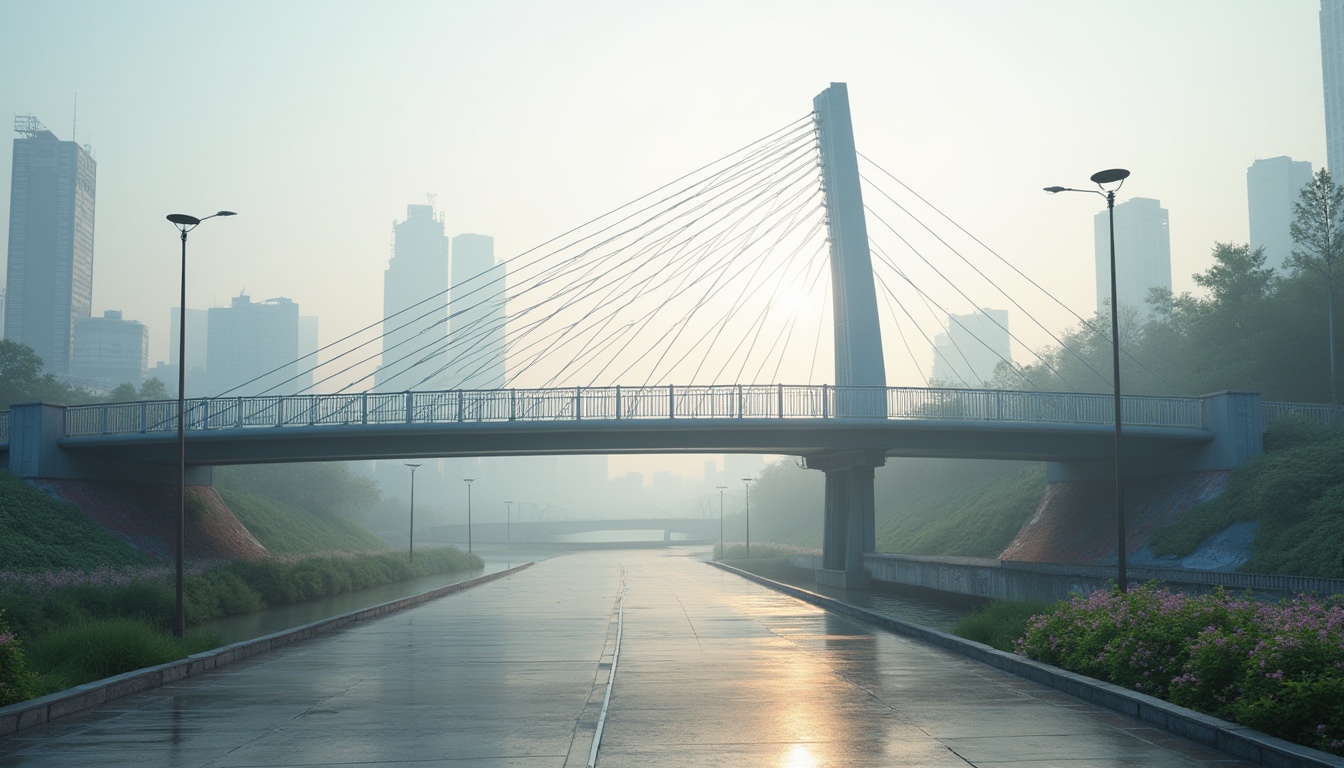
[0,610,38,706]
[1016,585,1344,756]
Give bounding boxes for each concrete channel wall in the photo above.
[787,553,1344,602]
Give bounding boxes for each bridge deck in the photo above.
[0,550,1250,767]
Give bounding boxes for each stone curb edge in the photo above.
[709,560,1344,768]
[0,562,535,739]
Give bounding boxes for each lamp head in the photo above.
[166,213,200,226]
[1090,168,1131,186]
[1043,186,1067,194]
[216,210,237,217]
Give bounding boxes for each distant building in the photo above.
[1095,198,1171,320]
[1247,157,1313,271]
[378,202,448,391]
[5,116,96,374]
[1323,0,1344,175]
[446,233,506,389]
[206,294,299,396]
[72,310,147,389]
[931,308,1010,387]
[298,315,319,392]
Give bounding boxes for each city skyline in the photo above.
[0,1,1327,390]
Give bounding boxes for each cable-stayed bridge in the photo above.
[0,84,1291,580]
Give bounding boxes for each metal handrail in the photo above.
[54,385,1209,438]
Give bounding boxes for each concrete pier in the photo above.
[0,549,1256,767]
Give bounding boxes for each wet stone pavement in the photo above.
[0,549,1253,767]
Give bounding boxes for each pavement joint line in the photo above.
[707,559,1344,768]
[588,566,627,768]
[0,562,535,740]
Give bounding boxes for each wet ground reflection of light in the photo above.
[782,743,820,767]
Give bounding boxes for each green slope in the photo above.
[0,472,153,571]
[218,489,389,555]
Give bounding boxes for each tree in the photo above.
[1289,168,1344,403]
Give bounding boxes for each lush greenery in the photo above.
[742,457,1043,558]
[219,488,388,554]
[0,339,168,409]
[1017,585,1344,756]
[0,471,155,571]
[1150,432,1344,578]
[0,610,39,706]
[952,599,1050,652]
[26,619,221,694]
[992,239,1339,403]
[0,548,482,702]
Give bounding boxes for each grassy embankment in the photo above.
[0,469,480,702]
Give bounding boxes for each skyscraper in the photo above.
[206,294,300,396]
[447,233,506,390]
[72,310,147,389]
[5,116,96,374]
[1323,0,1344,175]
[931,308,1010,387]
[1094,198,1171,320]
[378,203,448,391]
[1247,156,1314,271]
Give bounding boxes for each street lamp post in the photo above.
[165,210,235,638]
[716,486,727,560]
[1045,168,1131,592]
[404,463,421,561]
[503,500,513,544]
[464,478,475,553]
[742,477,753,559]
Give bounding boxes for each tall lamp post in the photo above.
[166,210,235,638]
[464,478,475,553]
[716,486,728,560]
[404,463,421,561]
[503,500,513,544]
[1045,168,1131,592]
[742,477,753,559]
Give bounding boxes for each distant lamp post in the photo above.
[165,210,235,638]
[503,500,513,544]
[464,478,475,553]
[716,485,728,560]
[404,463,421,561]
[742,477,754,559]
[1045,168,1131,592]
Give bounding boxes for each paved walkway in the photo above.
[0,549,1252,767]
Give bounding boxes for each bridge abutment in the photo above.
[1045,391,1262,482]
[8,401,212,485]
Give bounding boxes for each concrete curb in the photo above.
[0,562,534,739]
[710,560,1344,768]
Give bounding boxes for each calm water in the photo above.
[196,547,972,645]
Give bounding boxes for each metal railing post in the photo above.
[510,389,517,421]
[669,384,676,418]
[405,392,414,424]
[777,383,784,418]
[140,401,148,433]
[457,390,464,422]
[361,393,368,425]
[576,386,582,420]
[822,384,829,418]
[616,385,622,419]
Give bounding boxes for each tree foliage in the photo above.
[994,242,1339,403]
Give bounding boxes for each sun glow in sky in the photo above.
[0,1,1328,479]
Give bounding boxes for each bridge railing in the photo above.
[56,384,1209,438]
[1263,401,1344,430]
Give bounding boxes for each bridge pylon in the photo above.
[807,82,887,588]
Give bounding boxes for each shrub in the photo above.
[953,600,1051,652]
[0,610,39,706]
[25,619,221,692]
[1017,586,1344,756]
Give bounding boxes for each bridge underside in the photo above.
[57,418,1212,467]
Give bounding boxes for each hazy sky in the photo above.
[0,0,1326,397]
